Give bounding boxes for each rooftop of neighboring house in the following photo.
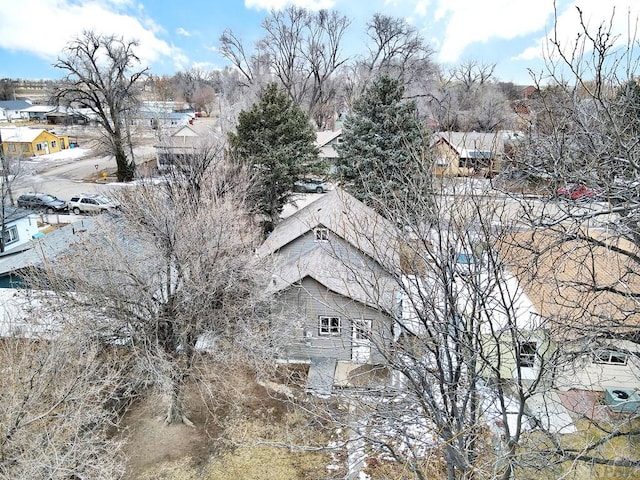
[315,129,342,147]
[434,131,505,157]
[0,100,32,111]
[22,105,56,113]
[0,218,96,275]
[0,126,51,143]
[498,228,640,339]
[3,206,32,224]
[154,120,220,150]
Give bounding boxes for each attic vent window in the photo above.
[593,350,628,365]
[314,227,329,242]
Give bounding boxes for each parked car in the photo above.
[68,193,120,214]
[556,183,598,200]
[294,178,328,194]
[17,193,67,213]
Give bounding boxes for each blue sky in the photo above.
[1,0,638,85]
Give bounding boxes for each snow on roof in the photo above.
[0,127,48,143]
[434,131,504,157]
[315,129,342,147]
[22,105,56,113]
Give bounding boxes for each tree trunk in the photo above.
[114,137,135,182]
[164,372,193,427]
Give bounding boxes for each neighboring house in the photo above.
[257,188,399,392]
[315,129,342,160]
[315,129,342,175]
[398,226,640,396]
[1,207,41,256]
[0,217,95,288]
[0,127,70,157]
[22,104,56,122]
[134,106,193,132]
[500,230,640,394]
[45,106,93,125]
[396,229,548,384]
[432,131,505,177]
[154,122,217,170]
[0,100,32,123]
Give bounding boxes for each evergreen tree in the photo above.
[229,83,318,231]
[336,76,428,208]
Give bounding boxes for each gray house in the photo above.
[257,188,399,392]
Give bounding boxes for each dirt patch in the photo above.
[120,385,220,479]
[118,362,330,479]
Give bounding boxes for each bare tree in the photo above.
[220,6,351,128]
[429,61,512,132]
[497,4,640,474]
[343,14,438,111]
[33,143,277,426]
[0,303,130,479]
[54,30,147,181]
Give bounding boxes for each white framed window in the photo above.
[3,226,19,246]
[36,143,43,151]
[353,318,372,340]
[593,349,628,365]
[319,316,341,335]
[314,227,329,242]
[51,140,57,149]
[518,342,537,368]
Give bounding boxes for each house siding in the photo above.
[554,339,640,391]
[277,277,392,364]
[1,131,69,157]
[3,215,39,252]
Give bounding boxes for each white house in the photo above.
[0,100,32,123]
[2,207,40,254]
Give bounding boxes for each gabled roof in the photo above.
[0,127,49,143]
[434,131,504,158]
[267,245,396,312]
[155,122,220,151]
[0,100,32,111]
[256,188,399,268]
[315,129,342,147]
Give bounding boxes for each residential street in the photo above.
[9,143,156,201]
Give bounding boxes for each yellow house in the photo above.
[0,127,70,158]
[432,131,504,177]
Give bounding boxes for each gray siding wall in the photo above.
[277,277,392,364]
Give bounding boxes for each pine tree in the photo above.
[336,76,427,208]
[229,83,318,231]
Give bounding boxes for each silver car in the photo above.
[68,193,120,214]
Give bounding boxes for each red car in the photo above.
[556,183,598,200]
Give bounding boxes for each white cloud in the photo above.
[513,0,640,62]
[176,27,192,37]
[434,0,554,63]
[244,0,336,11]
[0,0,180,70]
